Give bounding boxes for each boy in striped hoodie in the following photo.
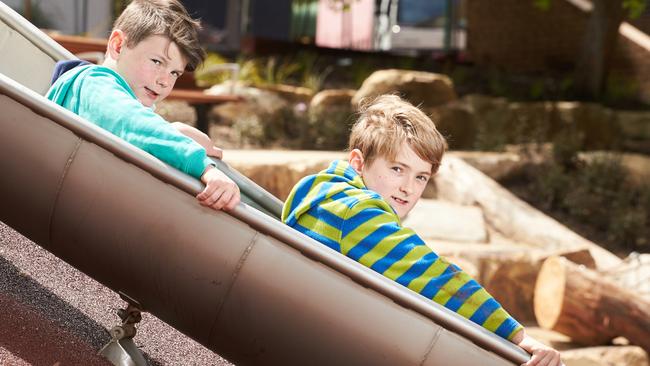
[282,95,562,366]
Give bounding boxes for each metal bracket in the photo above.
[98,296,149,366]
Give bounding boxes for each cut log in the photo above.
[534,256,650,353]
[431,243,596,322]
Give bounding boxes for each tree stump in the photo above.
[534,256,650,353]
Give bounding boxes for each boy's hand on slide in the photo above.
[206,145,223,159]
[198,166,240,211]
[513,330,564,366]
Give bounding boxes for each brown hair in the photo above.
[113,0,205,71]
[349,95,447,172]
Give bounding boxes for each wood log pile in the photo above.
[442,240,650,360]
[432,156,650,363]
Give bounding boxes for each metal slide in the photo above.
[0,3,529,365]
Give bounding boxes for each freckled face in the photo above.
[115,35,187,107]
[359,144,433,219]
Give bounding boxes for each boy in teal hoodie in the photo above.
[282,95,563,366]
[47,0,239,211]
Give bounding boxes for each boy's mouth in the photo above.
[392,196,409,205]
[144,87,159,99]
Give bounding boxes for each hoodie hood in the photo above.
[47,64,136,109]
[282,160,397,227]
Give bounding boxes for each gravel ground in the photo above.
[0,222,233,366]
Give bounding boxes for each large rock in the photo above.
[206,83,299,148]
[310,89,357,110]
[619,111,650,153]
[258,84,314,105]
[434,101,477,149]
[403,199,488,243]
[207,83,288,127]
[460,96,556,149]
[554,102,620,150]
[439,95,641,153]
[352,69,457,108]
[308,89,356,150]
[156,100,197,125]
[460,94,512,150]
[507,101,556,143]
[618,111,650,140]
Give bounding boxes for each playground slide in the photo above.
[0,3,529,365]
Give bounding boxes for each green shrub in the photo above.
[520,153,650,253]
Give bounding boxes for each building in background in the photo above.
[6,0,466,55]
[5,0,112,38]
[312,0,467,54]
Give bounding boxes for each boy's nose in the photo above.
[400,178,414,196]
[157,73,170,88]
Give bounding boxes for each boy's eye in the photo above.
[171,71,181,78]
[416,175,429,182]
[151,59,161,65]
[391,166,402,173]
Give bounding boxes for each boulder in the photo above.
[554,102,620,150]
[507,101,556,143]
[308,89,357,150]
[352,69,457,108]
[434,101,477,149]
[618,111,650,153]
[257,83,314,105]
[462,94,509,113]
[207,83,288,127]
[618,110,650,140]
[207,83,305,148]
[155,100,197,125]
[310,89,357,110]
[460,94,512,150]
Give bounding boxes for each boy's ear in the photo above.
[348,149,365,174]
[107,30,126,59]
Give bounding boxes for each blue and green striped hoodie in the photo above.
[282,160,523,340]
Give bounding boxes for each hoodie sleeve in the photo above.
[75,68,213,179]
[338,197,523,340]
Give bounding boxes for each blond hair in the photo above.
[349,95,447,172]
[113,0,205,71]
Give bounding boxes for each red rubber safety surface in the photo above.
[0,222,233,366]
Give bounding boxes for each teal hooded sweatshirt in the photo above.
[47,64,213,178]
